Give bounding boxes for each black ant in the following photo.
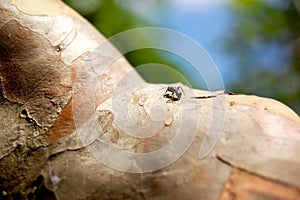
[163,86,184,102]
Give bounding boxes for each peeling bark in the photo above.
[0,0,299,199]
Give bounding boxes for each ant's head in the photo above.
[176,86,184,94]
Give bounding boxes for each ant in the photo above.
[163,86,184,102]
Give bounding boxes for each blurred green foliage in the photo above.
[226,0,300,114]
[63,0,192,87]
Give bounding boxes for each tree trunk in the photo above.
[0,0,299,199]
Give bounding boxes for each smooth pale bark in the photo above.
[0,0,299,199]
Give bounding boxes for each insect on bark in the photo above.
[163,86,184,102]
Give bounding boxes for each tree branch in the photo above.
[0,0,299,199]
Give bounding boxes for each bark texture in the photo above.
[0,0,299,199]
